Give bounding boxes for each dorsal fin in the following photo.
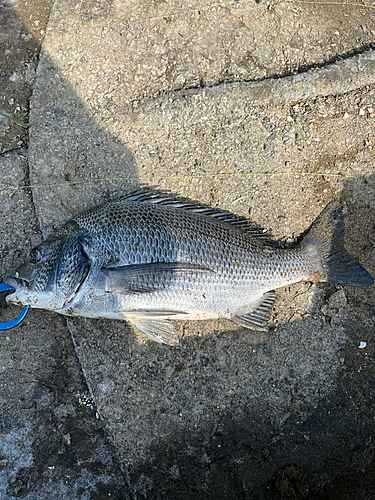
[118,189,272,240]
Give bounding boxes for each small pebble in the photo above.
[328,289,347,309]
[62,433,71,446]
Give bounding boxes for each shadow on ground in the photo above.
[68,175,375,500]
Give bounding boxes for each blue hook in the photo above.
[0,283,29,330]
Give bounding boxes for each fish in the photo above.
[5,191,373,345]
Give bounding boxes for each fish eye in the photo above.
[28,246,45,264]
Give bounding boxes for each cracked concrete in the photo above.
[1,0,375,499]
[0,0,52,153]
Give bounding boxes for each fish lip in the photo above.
[6,276,29,290]
[5,277,18,290]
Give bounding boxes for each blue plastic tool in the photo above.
[0,283,29,330]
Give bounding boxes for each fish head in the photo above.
[6,222,91,312]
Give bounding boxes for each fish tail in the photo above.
[301,200,373,286]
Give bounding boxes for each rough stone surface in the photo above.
[0,150,40,276]
[0,0,51,153]
[39,0,375,102]
[1,0,375,498]
[0,310,129,500]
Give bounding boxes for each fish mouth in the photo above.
[5,275,29,291]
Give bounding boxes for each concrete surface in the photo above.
[0,0,50,153]
[1,0,375,498]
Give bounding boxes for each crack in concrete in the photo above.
[19,23,128,480]
[10,13,119,477]
[0,146,25,158]
[67,320,134,499]
[130,44,375,107]
[239,43,375,84]
[23,156,43,240]
[0,148,41,239]
[8,0,55,240]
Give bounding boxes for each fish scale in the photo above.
[75,201,287,277]
[5,193,373,345]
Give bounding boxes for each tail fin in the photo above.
[301,200,373,286]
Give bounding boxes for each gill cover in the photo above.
[54,236,91,308]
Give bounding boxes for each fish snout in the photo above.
[4,273,30,305]
[5,277,19,289]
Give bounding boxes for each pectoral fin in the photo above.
[128,317,179,345]
[102,262,214,294]
[233,291,276,331]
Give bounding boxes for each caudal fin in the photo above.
[301,200,373,286]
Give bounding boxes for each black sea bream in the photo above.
[6,192,373,345]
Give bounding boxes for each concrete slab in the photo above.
[1,0,375,498]
[28,0,375,231]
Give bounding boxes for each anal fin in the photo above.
[128,317,179,346]
[233,291,276,331]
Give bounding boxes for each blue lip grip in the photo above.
[0,283,29,330]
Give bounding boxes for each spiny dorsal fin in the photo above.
[119,189,272,240]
